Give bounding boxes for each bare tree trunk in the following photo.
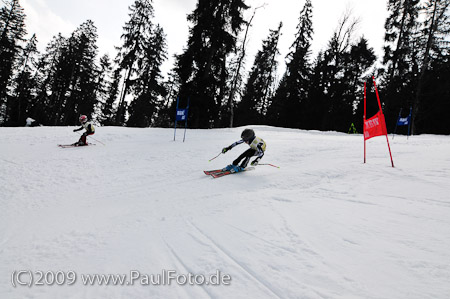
[227,6,263,128]
[388,0,409,82]
[411,0,448,134]
[116,67,131,125]
[261,22,282,117]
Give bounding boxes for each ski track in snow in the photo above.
[186,219,284,299]
[1,126,450,299]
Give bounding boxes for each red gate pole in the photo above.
[372,77,394,167]
[364,81,367,164]
[385,132,395,167]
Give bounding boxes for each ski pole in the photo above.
[208,152,222,162]
[89,135,106,146]
[258,163,280,168]
[75,132,106,146]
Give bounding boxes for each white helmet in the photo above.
[79,115,87,123]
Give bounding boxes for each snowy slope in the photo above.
[1,126,449,299]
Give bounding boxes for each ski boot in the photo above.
[73,141,87,146]
[222,164,235,171]
[230,165,244,173]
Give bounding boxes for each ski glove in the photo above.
[222,146,231,154]
[251,158,260,166]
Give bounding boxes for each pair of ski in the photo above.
[58,143,96,148]
[204,167,254,178]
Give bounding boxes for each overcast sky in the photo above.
[20,0,388,77]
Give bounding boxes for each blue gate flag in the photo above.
[176,109,187,121]
[393,107,412,139]
[397,116,410,126]
[174,96,190,142]
[396,107,412,126]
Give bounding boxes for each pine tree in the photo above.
[307,52,329,130]
[418,54,450,134]
[224,5,263,128]
[384,0,421,81]
[152,70,179,127]
[235,22,282,126]
[412,0,450,133]
[62,20,99,125]
[174,0,249,128]
[31,21,99,126]
[99,67,121,126]
[127,24,167,127]
[41,34,72,125]
[382,0,421,130]
[115,0,155,125]
[268,0,313,128]
[31,34,67,125]
[6,33,39,126]
[317,9,360,131]
[343,37,376,131]
[0,0,26,124]
[95,54,114,124]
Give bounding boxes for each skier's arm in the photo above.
[251,143,265,165]
[73,126,83,132]
[231,140,244,148]
[256,143,265,159]
[222,140,244,153]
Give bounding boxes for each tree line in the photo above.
[0,0,449,134]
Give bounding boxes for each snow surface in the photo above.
[1,126,450,299]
